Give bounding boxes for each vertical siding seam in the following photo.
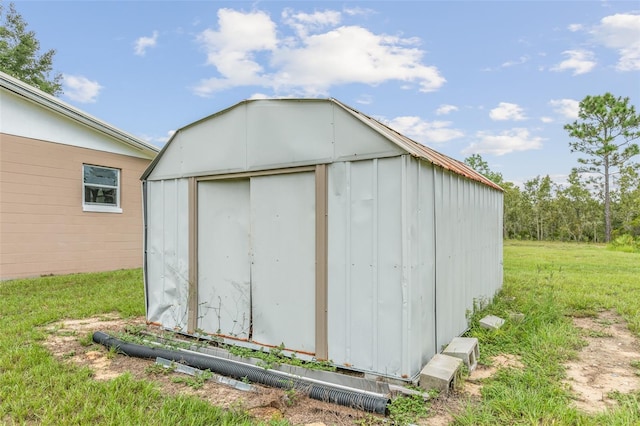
[372,158,378,371]
[401,155,409,375]
[160,180,166,298]
[142,181,149,315]
[432,166,438,354]
[187,177,198,334]
[244,102,249,171]
[345,162,351,364]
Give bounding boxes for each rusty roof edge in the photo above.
[330,98,503,192]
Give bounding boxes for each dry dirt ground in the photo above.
[41,311,640,425]
[564,310,640,413]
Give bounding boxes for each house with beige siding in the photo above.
[0,71,158,280]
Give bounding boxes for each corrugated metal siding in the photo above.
[328,157,409,377]
[144,99,406,181]
[145,178,190,330]
[193,172,316,353]
[415,159,437,369]
[197,179,252,339]
[432,166,503,351]
[250,172,316,352]
[326,156,501,379]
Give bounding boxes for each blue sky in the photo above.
[11,1,640,185]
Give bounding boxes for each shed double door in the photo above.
[197,172,316,354]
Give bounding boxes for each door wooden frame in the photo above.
[186,165,329,358]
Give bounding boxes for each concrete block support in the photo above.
[419,354,462,394]
[479,315,505,330]
[443,337,479,371]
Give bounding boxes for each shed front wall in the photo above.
[146,100,404,181]
[196,172,317,353]
[0,134,151,280]
[144,178,190,330]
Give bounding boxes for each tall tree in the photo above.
[464,154,504,185]
[523,175,553,240]
[564,93,640,242]
[613,165,640,237]
[554,170,602,242]
[0,1,62,94]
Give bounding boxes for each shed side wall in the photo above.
[432,166,503,351]
[0,134,151,280]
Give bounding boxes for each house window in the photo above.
[82,164,122,213]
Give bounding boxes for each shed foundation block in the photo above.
[479,315,505,330]
[419,354,462,394]
[443,337,479,372]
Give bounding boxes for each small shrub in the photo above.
[608,234,640,253]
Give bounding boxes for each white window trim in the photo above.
[83,204,123,213]
[82,164,123,214]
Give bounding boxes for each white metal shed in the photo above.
[141,98,503,381]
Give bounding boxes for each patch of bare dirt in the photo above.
[463,354,525,398]
[41,315,385,425]
[41,315,539,425]
[563,310,640,413]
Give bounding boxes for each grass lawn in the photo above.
[1,241,639,425]
[456,240,640,425]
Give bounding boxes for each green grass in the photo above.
[0,269,285,425]
[1,242,639,425]
[455,241,640,426]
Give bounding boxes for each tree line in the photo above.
[466,94,640,243]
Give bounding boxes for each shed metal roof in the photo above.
[0,71,159,157]
[331,98,502,191]
[142,98,502,191]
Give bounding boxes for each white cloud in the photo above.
[551,49,597,75]
[194,9,277,95]
[356,94,373,105]
[386,116,464,144]
[282,8,341,37]
[501,55,529,68]
[463,128,544,156]
[134,31,159,56]
[549,98,579,119]
[248,93,272,100]
[592,13,640,71]
[490,102,526,121]
[193,8,445,97]
[141,130,175,147]
[62,74,102,103]
[568,23,583,32]
[342,6,376,17]
[435,104,458,115]
[540,116,554,123]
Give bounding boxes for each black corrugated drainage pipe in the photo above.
[93,331,389,414]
